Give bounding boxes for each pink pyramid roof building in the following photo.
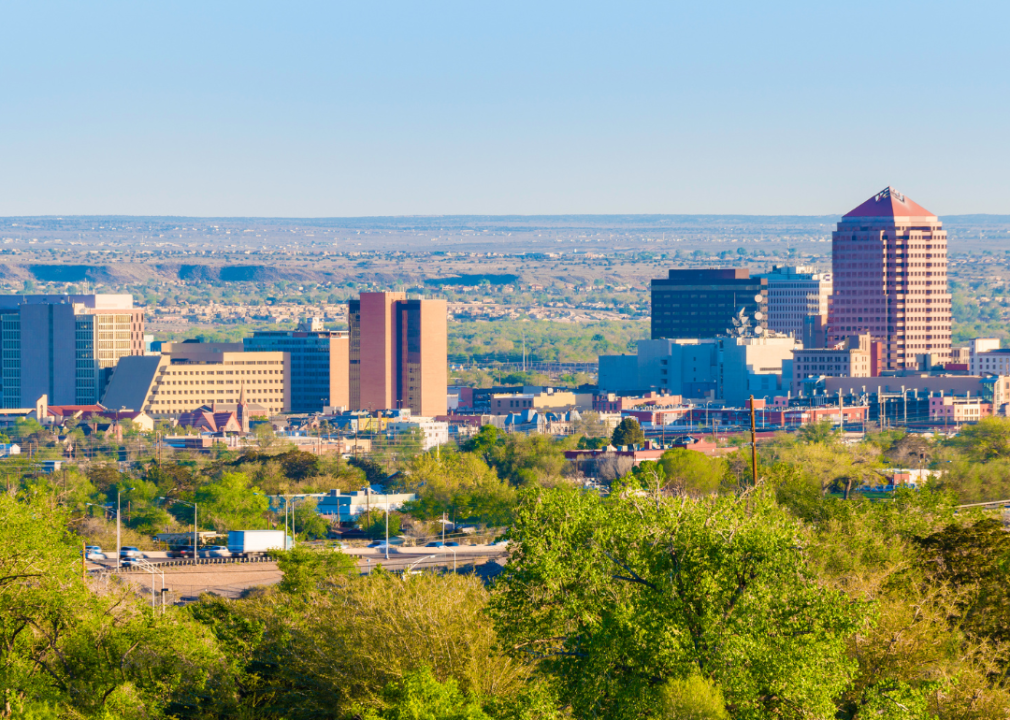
[843,186,935,219]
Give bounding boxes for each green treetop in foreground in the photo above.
[491,485,863,719]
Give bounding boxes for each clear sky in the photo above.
[2,1,1007,217]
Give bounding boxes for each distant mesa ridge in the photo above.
[425,273,519,287]
[0,263,340,284]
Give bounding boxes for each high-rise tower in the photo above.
[0,294,144,408]
[827,187,951,371]
[348,292,447,416]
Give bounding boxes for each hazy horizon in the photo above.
[3,2,1008,216]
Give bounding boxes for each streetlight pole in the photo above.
[406,554,436,576]
[117,487,122,569]
[385,501,390,561]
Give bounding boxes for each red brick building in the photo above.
[593,392,682,413]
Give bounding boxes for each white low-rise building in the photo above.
[388,417,450,450]
[0,443,21,457]
[970,338,1010,375]
[268,488,418,523]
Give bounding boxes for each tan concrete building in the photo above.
[490,389,594,414]
[792,334,874,394]
[102,342,290,417]
[930,396,991,422]
[760,266,832,340]
[349,292,447,416]
[969,338,1010,375]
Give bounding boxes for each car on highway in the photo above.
[200,545,232,558]
[445,541,461,547]
[170,545,197,558]
[119,546,143,559]
[425,541,445,548]
[367,542,400,552]
[120,557,144,568]
[84,546,107,560]
[367,538,404,548]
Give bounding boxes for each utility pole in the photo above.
[749,395,758,486]
[117,488,122,569]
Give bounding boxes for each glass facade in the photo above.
[245,330,345,413]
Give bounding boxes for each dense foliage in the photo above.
[8,415,1010,717]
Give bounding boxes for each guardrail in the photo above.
[956,499,1010,510]
[113,556,274,571]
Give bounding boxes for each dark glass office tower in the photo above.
[650,269,767,340]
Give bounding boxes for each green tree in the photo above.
[273,546,356,595]
[195,471,270,531]
[86,464,122,494]
[0,492,233,717]
[253,423,278,450]
[144,460,198,496]
[292,497,330,540]
[484,433,570,487]
[491,486,864,719]
[658,448,726,496]
[610,417,645,447]
[460,425,501,460]
[358,508,402,539]
[915,517,1010,642]
[277,449,321,480]
[658,674,729,720]
[396,451,515,526]
[949,416,1010,461]
[797,420,838,445]
[356,667,491,720]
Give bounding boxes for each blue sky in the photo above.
[1,1,1007,217]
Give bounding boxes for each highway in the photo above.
[86,544,509,602]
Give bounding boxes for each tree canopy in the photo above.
[610,417,645,447]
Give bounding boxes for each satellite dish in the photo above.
[754,311,764,320]
[754,294,764,303]
[754,326,764,335]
